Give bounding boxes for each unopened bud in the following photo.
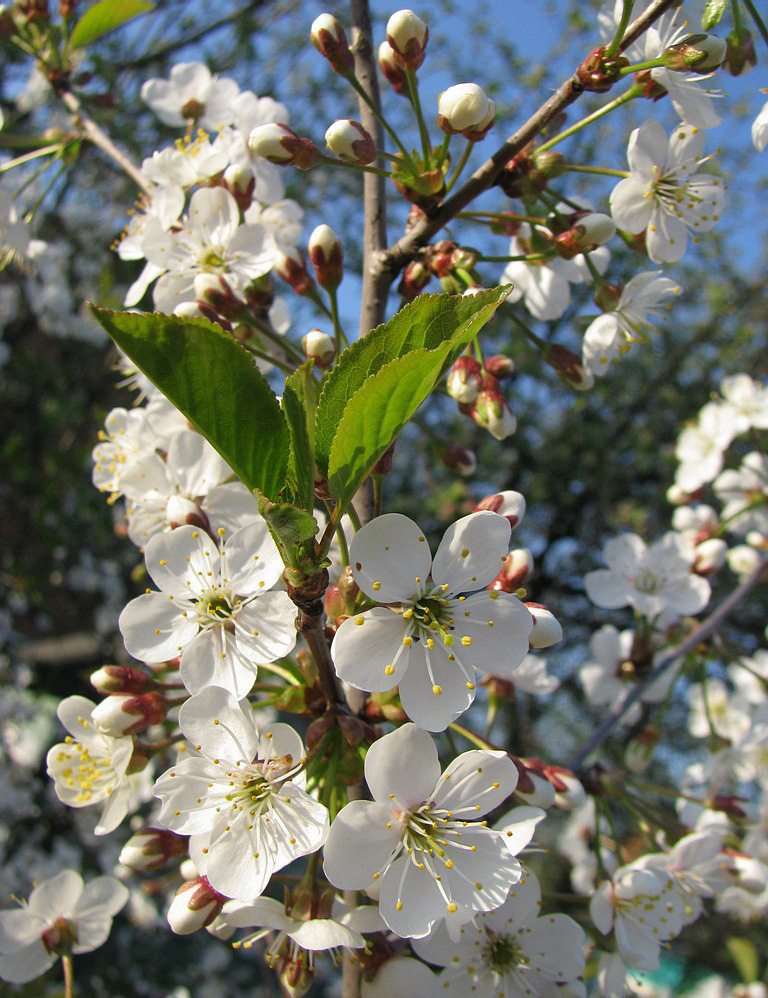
[193,272,238,317]
[544,765,585,809]
[90,665,154,695]
[173,301,206,320]
[397,259,431,300]
[470,376,516,440]
[546,344,594,390]
[167,877,226,935]
[731,853,768,892]
[336,565,360,608]
[624,725,660,773]
[308,224,343,290]
[302,328,335,368]
[485,354,514,379]
[575,45,628,92]
[437,83,495,141]
[91,692,167,736]
[693,537,727,574]
[490,549,533,591]
[531,149,567,178]
[424,239,457,278]
[310,13,355,74]
[378,40,409,94]
[324,585,347,628]
[594,281,622,312]
[555,213,616,258]
[167,494,210,532]
[223,162,255,207]
[248,123,319,170]
[489,212,523,237]
[447,355,482,403]
[475,490,527,529]
[663,33,727,72]
[325,118,376,164]
[526,603,563,649]
[275,248,316,296]
[512,757,556,808]
[440,442,477,477]
[386,9,428,71]
[59,0,76,19]
[119,828,188,871]
[724,29,756,76]
[727,544,761,577]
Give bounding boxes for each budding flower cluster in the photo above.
[437,83,495,141]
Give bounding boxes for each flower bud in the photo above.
[555,213,616,258]
[724,29,756,76]
[666,482,693,505]
[624,724,660,773]
[173,301,205,320]
[167,877,226,935]
[546,344,594,391]
[324,585,347,630]
[119,828,188,872]
[223,162,255,208]
[727,544,761,577]
[425,239,457,278]
[308,224,343,290]
[90,665,154,695]
[310,13,355,74]
[525,602,563,649]
[325,118,376,165]
[91,692,167,736]
[544,765,585,809]
[41,917,77,957]
[336,565,360,609]
[275,248,316,296]
[378,40,409,94]
[470,376,516,440]
[440,442,477,476]
[693,537,727,575]
[731,853,768,892]
[663,33,727,73]
[512,757,556,808]
[386,9,428,71]
[397,259,431,300]
[575,45,628,92]
[193,272,238,315]
[485,353,514,379]
[302,328,335,368]
[248,123,319,170]
[531,149,567,179]
[437,83,495,140]
[490,549,533,592]
[166,494,211,532]
[475,490,527,529]
[447,355,482,404]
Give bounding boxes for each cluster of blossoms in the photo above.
[3,0,768,995]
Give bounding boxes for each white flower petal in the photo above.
[365,723,440,809]
[324,800,403,889]
[431,511,511,593]
[350,513,433,602]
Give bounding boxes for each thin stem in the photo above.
[372,475,383,518]
[242,341,294,374]
[345,72,418,173]
[449,721,501,751]
[0,143,64,173]
[479,252,550,263]
[434,133,451,169]
[298,609,342,707]
[445,138,473,193]
[567,556,768,771]
[618,58,666,74]
[56,89,151,195]
[346,503,363,533]
[406,70,432,168]
[328,288,349,350]
[565,165,630,177]
[604,0,636,58]
[260,660,302,685]
[505,304,549,349]
[537,85,642,153]
[62,955,74,998]
[334,521,350,568]
[732,0,745,43]
[316,152,391,178]
[742,0,768,47]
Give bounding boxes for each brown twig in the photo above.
[567,557,768,773]
[373,0,679,288]
[58,89,151,196]
[349,0,389,337]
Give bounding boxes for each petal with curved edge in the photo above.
[349,513,433,603]
[120,593,199,663]
[331,608,410,694]
[179,686,260,762]
[432,750,517,815]
[323,801,403,890]
[28,870,83,919]
[0,942,54,984]
[431,511,510,594]
[364,723,440,809]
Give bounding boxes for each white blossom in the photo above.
[141,62,240,130]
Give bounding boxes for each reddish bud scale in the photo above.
[311,19,355,74]
[120,827,189,871]
[378,41,409,94]
[724,29,756,76]
[546,344,592,390]
[275,251,316,296]
[489,550,532,591]
[398,259,432,300]
[425,240,458,278]
[485,354,514,379]
[574,46,628,93]
[440,442,477,477]
[633,69,668,101]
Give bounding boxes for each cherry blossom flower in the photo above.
[502,222,609,321]
[582,270,680,375]
[610,120,725,263]
[361,956,438,998]
[585,532,711,623]
[142,186,276,312]
[675,400,737,493]
[330,511,533,731]
[0,869,128,984]
[92,407,159,498]
[119,522,296,698]
[752,100,768,153]
[154,687,329,901]
[323,723,522,938]
[141,62,240,130]
[46,695,135,835]
[590,863,685,971]
[720,374,768,433]
[412,866,586,997]
[714,452,768,536]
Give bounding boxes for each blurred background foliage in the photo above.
[0,0,767,993]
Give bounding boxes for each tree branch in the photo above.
[57,89,151,195]
[349,0,389,338]
[372,0,679,288]
[567,557,768,773]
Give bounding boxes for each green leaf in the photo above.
[701,0,728,29]
[315,287,511,475]
[70,0,155,48]
[255,492,319,580]
[282,361,317,512]
[327,346,450,508]
[726,937,759,984]
[90,307,288,500]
